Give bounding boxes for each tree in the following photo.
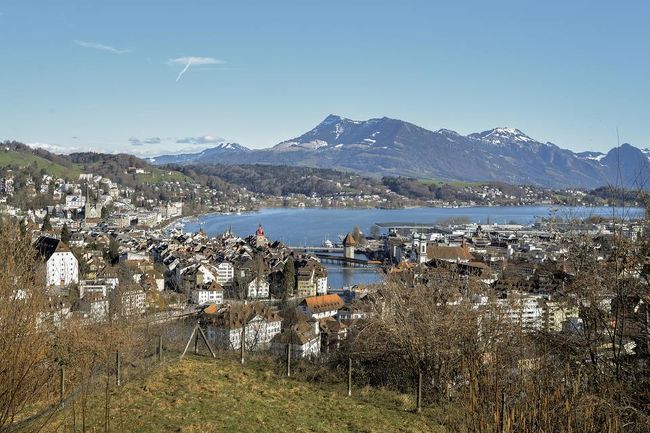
[106,237,120,265]
[281,258,295,300]
[0,218,54,430]
[41,213,52,231]
[352,225,365,245]
[61,222,71,243]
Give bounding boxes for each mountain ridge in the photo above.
[100,115,650,189]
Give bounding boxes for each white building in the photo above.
[247,276,270,299]
[316,274,328,295]
[64,195,86,210]
[214,261,235,287]
[120,289,147,316]
[271,324,321,358]
[35,236,79,287]
[203,304,281,350]
[298,294,345,320]
[190,282,224,305]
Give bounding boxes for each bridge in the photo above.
[314,253,382,267]
[289,246,344,253]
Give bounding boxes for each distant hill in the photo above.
[0,140,190,186]
[151,115,650,189]
[149,142,250,165]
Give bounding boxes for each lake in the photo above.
[183,206,644,289]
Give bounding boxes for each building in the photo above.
[190,281,224,305]
[202,303,281,350]
[412,232,428,264]
[247,276,270,299]
[214,261,235,287]
[255,224,267,248]
[343,233,356,259]
[298,294,345,320]
[120,289,147,316]
[35,236,79,287]
[271,321,321,358]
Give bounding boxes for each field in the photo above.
[45,355,444,433]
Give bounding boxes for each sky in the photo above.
[1,0,649,156]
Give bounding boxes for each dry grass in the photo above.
[47,355,444,433]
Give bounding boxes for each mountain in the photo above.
[151,115,649,189]
[148,142,249,165]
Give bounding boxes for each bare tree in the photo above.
[0,218,55,430]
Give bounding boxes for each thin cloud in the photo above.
[167,56,225,81]
[74,40,130,54]
[129,137,161,146]
[176,135,225,145]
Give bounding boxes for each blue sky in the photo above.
[1,0,648,155]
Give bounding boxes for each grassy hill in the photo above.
[47,355,443,433]
[0,149,80,179]
[0,142,192,186]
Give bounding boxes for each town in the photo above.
[3,161,646,364]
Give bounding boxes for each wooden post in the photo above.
[197,326,217,358]
[240,326,245,365]
[347,356,352,396]
[115,351,121,387]
[180,326,197,359]
[60,365,65,406]
[416,369,422,413]
[286,343,291,377]
[158,335,163,361]
[193,331,199,355]
[498,391,505,433]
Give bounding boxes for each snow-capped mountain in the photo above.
[149,142,249,165]
[151,115,649,189]
[468,127,537,146]
[577,151,606,163]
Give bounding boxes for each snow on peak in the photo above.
[470,127,537,146]
[435,128,461,136]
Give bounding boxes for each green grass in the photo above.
[49,355,443,433]
[0,150,80,179]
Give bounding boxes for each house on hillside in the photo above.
[202,303,281,350]
[35,236,79,287]
[247,276,270,299]
[298,294,345,320]
[271,320,321,358]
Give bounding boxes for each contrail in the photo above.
[168,56,224,82]
[176,61,193,82]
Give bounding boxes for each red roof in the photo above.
[302,294,345,314]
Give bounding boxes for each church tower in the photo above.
[255,224,267,247]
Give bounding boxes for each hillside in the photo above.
[152,115,650,189]
[46,356,442,433]
[0,146,80,179]
[0,141,192,186]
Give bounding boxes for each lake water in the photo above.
[183,206,644,289]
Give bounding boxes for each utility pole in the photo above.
[60,365,65,406]
[347,356,352,397]
[240,326,245,365]
[286,342,292,377]
[416,369,422,413]
[115,351,121,387]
